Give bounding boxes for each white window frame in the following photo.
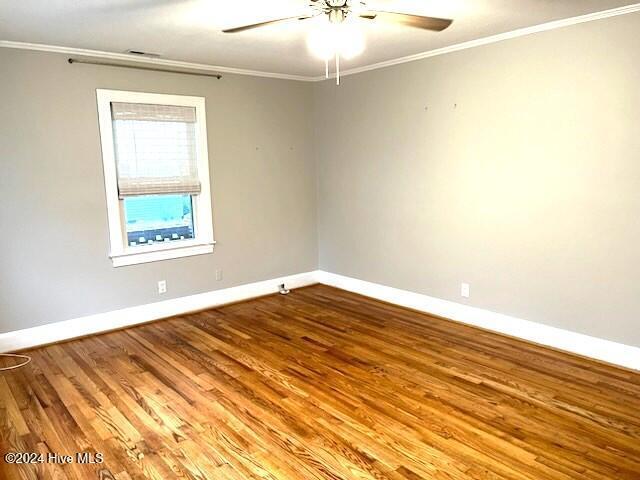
[96,89,215,267]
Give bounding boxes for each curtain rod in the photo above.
[67,58,222,79]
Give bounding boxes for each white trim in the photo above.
[1,269,638,370]
[316,271,640,371]
[313,3,640,81]
[2,4,639,82]
[96,89,215,267]
[111,243,214,267]
[315,4,640,80]
[0,41,314,82]
[0,271,320,353]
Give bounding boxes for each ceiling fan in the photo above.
[223,0,453,84]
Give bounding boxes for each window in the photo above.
[96,90,214,266]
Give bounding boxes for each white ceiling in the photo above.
[0,1,635,78]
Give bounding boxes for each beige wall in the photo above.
[2,11,639,347]
[314,12,640,347]
[0,48,317,334]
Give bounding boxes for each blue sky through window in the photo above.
[124,194,194,245]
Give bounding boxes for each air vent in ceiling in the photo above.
[125,49,161,58]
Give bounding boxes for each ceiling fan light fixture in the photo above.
[306,18,365,61]
[222,0,452,85]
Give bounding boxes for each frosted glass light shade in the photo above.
[306,19,365,60]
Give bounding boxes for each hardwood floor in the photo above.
[1,284,639,479]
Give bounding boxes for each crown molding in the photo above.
[1,3,639,83]
[312,2,640,81]
[0,40,315,82]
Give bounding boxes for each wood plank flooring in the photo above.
[1,284,639,479]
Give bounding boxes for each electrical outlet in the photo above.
[158,280,167,294]
[215,269,223,281]
[461,283,470,298]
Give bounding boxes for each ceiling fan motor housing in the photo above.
[321,0,351,23]
[328,8,347,23]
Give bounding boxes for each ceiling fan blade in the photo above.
[359,11,452,31]
[223,14,314,33]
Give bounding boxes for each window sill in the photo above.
[110,242,215,267]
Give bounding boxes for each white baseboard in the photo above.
[0,271,319,353]
[3,268,638,371]
[316,271,640,371]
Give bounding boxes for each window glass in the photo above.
[123,194,194,246]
